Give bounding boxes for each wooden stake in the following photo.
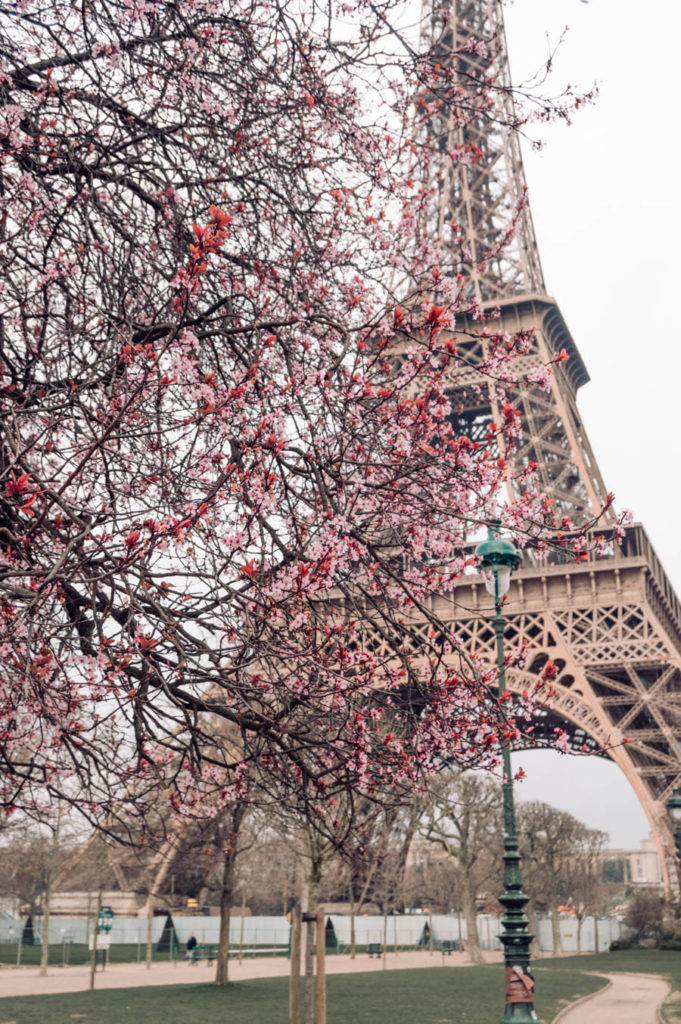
[316,907,326,1024]
[88,885,103,991]
[289,903,301,1024]
[145,893,154,970]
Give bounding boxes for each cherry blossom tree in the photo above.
[0,0,606,839]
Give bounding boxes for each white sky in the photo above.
[499,0,681,849]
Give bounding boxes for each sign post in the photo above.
[93,906,115,971]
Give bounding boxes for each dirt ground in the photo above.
[0,949,502,998]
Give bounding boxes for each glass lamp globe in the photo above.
[476,530,521,598]
[482,564,512,598]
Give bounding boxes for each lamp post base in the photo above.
[501,1002,539,1023]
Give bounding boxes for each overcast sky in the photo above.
[498,0,681,849]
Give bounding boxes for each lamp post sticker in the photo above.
[506,965,535,1004]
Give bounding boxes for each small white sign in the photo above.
[88,935,111,950]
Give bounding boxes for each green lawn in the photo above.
[0,965,608,1024]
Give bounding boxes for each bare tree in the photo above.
[564,826,608,952]
[625,892,665,946]
[517,801,596,955]
[214,802,249,985]
[419,772,502,963]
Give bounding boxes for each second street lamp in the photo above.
[666,791,681,865]
[476,528,538,1024]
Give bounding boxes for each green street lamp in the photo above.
[477,527,538,1023]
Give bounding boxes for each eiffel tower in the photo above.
[417,0,681,892]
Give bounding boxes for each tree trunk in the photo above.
[594,915,599,954]
[215,802,247,986]
[349,890,356,959]
[142,839,176,971]
[215,846,235,985]
[461,879,484,964]
[89,885,103,991]
[382,909,387,970]
[549,904,563,955]
[526,899,540,959]
[85,892,92,948]
[303,858,321,1024]
[238,888,246,965]
[289,902,302,1024]
[300,872,309,978]
[576,914,583,954]
[39,869,52,977]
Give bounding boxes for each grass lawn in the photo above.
[538,950,681,1023]
[0,944,184,968]
[0,965,608,1024]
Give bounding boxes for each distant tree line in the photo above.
[0,773,615,950]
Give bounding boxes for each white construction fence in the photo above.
[0,912,624,953]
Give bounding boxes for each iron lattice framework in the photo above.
[451,297,611,523]
[420,0,545,302]
[364,526,681,893]
[419,0,681,891]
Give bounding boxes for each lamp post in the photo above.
[666,791,681,874]
[666,792,681,937]
[476,528,537,1023]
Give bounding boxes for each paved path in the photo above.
[555,971,670,1024]
[0,949,502,998]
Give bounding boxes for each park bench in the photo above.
[439,939,459,955]
[190,945,289,963]
[228,946,288,958]
[367,943,382,958]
